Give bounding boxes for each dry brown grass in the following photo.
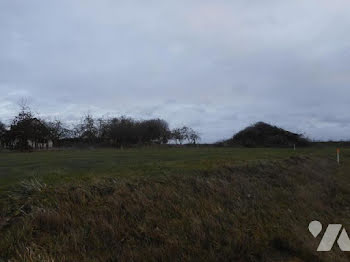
[0,156,349,261]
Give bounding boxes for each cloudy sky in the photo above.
[1,0,350,142]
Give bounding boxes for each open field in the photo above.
[1,147,350,261]
[0,147,339,188]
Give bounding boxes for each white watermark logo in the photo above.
[309,221,350,251]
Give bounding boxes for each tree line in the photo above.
[0,106,200,150]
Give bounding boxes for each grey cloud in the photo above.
[1,0,350,142]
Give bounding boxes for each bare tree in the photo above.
[187,128,200,144]
[171,127,186,144]
[46,119,70,146]
[76,114,98,144]
[171,126,200,145]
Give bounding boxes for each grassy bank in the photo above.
[0,147,349,261]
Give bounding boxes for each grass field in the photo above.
[0,147,336,188]
[0,146,350,261]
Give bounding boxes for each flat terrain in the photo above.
[0,147,335,188]
[0,146,350,261]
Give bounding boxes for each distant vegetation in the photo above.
[220,122,310,147]
[1,105,338,151]
[0,105,200,150]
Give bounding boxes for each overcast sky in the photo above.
[1,0,350,142]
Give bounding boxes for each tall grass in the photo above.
[0,155,348,261]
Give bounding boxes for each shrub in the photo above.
[228,122,310,147]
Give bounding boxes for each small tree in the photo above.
[96,117,108,143]
[171,127,188,144]
[76,114,98,144]
[140,119,170,144]
[187,128,200,144]
[0,121,6,147]
[46,120,70,146]
[171,126,200,145]
[9,107,50,150]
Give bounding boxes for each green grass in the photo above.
[0,146,338,189]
